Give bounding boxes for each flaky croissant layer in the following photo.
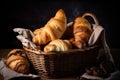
[6,55,30,74]
[73,16,92,48]
[32,9,67,45]
[44,39,72,53]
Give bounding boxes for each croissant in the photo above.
[7,49,26,58]
[73,13,93,48]
[33,9,67,45]
[6,55,29,74]
[44,39,72,53]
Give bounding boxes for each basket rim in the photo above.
[23,45,100,55]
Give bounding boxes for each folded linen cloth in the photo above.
[13,28,34,41]
[80,70,120,80]
[0,58,40,80]
[16,35,37,49]
[88,24,114,64]
[79,24,116,80]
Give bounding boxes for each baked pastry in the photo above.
[69,38,85,49]
[6,55,29,74]
[7,49,26,58]
[44,39,72,52]
[32,9,67,45]
[72,13,93,48]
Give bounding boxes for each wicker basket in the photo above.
[24,45,100,79]
[23,13,101,79]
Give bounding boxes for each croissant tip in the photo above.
[58,9,64,12]
[53,9,66,23]
[55,9,66,18]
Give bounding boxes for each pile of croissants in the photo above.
[31,9,94,53]
[5,9,96,74]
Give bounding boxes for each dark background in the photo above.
[0,0,119,49]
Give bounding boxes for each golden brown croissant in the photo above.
[7,49,26,58]
[32,9,67,45]
[44,39,72,53]
[6,55,29,74]
[72,13,93,48]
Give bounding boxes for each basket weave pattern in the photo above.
[24,45,100,78]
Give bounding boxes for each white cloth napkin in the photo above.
[13,28,39,50]
[16,35,37,49]
[13,28,34,41]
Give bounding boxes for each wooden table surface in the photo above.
[0,48,120,80]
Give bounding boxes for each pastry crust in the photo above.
[44,39,72,53]
[6,55,29,74]
[72,15,92,48]
[7,49,26,58]
[32,9,67,45]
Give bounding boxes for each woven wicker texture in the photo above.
[24,45,100,79]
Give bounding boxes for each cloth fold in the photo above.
[88,24,114,64]
[80,24,116,80]
[80,70,120,80]
[13,28,34,41]
[16,35,37,49]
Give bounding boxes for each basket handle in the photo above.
[82,13,99,27]
[67,13,99,28]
